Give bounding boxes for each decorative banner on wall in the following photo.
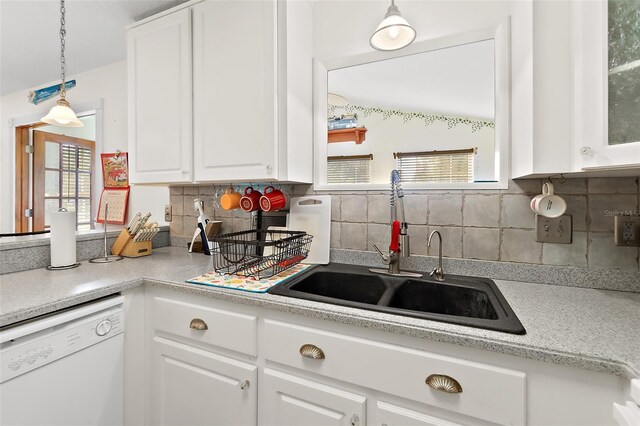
[28,80,77,105]
[328,104,494,133]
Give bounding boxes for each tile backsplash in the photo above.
[169,177,640,272]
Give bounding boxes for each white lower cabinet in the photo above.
[375,401,463,426]
[261,368,366,426]
[149,337,257,426]
[135,288,626,426]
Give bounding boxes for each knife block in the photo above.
[111,228,153,258]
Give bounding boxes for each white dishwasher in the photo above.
[0,295,124,426]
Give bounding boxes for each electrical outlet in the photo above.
[164,205,172,222]
[535,214,572,244]
[614,216,640,247]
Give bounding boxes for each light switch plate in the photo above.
[535,214,572,244]
[614,215,640,246]
[164,205,172,222]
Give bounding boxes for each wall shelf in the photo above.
[328,127,367,144]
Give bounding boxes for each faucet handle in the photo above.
[373,244,391,264]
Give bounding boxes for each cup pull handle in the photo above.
[299,344,325,360]
[425,374,462,393]
[189,318,208,330]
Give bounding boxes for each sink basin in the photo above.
[387,279,498,319]
[268,263,525,334]
[287,271,388,305]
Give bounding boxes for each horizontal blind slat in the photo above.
[398,150,473,183]
[327,157,372,184]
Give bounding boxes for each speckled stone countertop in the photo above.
[1,247,639,379]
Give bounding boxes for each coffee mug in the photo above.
[530,183,567,218]
[259,186,286,212]
[240,186,262,212]
[220,188,241,210]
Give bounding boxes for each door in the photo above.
[33,130,94,232]
[260,368,366,426]
[127,8,193,183]
[376,401,464,426]
[192,1,276,182]
[150,337,257,426]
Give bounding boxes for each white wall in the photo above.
[312,1,511,59]
[0,60,168,232]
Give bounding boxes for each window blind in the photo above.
[395,149,475,183]
[327,154,373,184]
[61,144,92,228]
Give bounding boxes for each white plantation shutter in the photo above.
[60,144,93,229]
[327,155,373,183]
[395,149,475,183]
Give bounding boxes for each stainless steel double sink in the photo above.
[268,263,526,334]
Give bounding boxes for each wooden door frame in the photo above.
[9,99,103,233]
[14,122,47,233]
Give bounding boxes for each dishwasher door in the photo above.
[0,296,124,426]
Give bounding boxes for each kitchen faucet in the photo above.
[427,230,445,281]
[370,170,422,278]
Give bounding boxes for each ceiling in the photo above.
[328,39,495,120]
[1,0,189,96]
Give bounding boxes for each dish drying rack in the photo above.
[211,229,313,279]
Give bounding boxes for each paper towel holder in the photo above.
[89,203,124,264]
[46,208,81,271]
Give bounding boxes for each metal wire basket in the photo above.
[211,229,313,279]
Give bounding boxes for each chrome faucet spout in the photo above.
[369,169,421,278]
[427,230,445,281]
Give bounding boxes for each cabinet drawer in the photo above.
[263,319,525,425]
[153,297,257,356]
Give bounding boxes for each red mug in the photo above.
[240,186,262,212]
[259,186,286,212]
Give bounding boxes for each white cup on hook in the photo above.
[530,182,567,218]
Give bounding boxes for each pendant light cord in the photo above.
[59,0,67,100]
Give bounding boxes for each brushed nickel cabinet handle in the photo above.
[299,344,325,360]
[426,374,463,393]
[350,414,359,425]
[240,380,250,390]
[189,318,208,330]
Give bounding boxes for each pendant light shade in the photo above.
[42,99,84,127]
[42,0,83,128]
[370,0,416,51]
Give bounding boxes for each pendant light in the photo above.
[42,0,84,127]
[369,0,416,51]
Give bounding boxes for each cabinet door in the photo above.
[573,0,640,171]
[150,337,257,426]
[127,8,193,184]
[192,1,277,182]
[260,368,366,426]
[376,401,464,426]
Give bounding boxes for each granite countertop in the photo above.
[1,247,639,379]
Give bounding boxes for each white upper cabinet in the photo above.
[127,8,193,184]
[572,0,640,172]
[511,0,640,178]
[192,1,276,181]
[127,0,313,185]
